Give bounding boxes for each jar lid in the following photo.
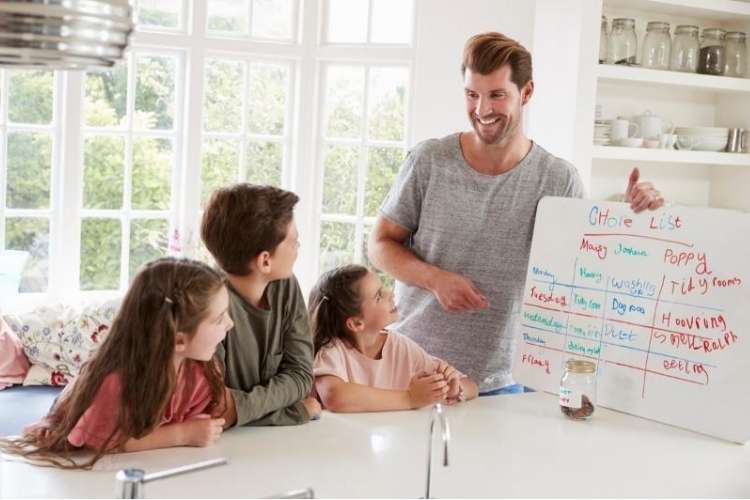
[646,21,670,30]
[675,25,699,33]
[565,359,596,373]
[727,31,747,39]
[703,27,727,37]
[613,18,635,27]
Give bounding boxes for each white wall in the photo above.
[410,0,536,145]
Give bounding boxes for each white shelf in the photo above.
[597,64,750,94]
[592,146,750,167]
[605,0,750,22]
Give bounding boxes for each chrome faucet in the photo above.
[425,403,450,499]
[266,487,315,498]
[115,457,313,499]
[115,458,228,498]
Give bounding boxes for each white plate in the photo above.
[674,126,728,136]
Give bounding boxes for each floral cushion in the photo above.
[3,298,121,387]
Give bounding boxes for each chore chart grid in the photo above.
[512,197,750,443]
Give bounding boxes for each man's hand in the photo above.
[429,269,488,312]
[625,167,664,213]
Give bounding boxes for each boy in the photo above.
[202,184,320,425]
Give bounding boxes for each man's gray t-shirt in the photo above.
[380,133,584,391]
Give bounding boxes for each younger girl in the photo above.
[310,265,478,412]
[0,257,234,468]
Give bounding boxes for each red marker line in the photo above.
[583,232,694,247]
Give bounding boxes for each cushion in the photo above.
[0,317,30,389]
[3,297,120,387]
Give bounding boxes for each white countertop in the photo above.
[2,392,749,498]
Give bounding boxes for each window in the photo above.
[324,0,414,45]
[80,50,182,291]
[1,69,58,293]
[317,64,409,275]
[3,0,415,305]
[201,56,294,204]
[206,0,299,42]
[134,0,189,32]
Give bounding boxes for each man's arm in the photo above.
[368,216,487,312]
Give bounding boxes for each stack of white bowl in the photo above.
[674,126,729,152]
[593,121,611,145]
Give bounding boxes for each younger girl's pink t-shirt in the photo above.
[313,330,458,401]
[66,360,214,450]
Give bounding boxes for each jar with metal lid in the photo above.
[599,15,608,64]
[670,25,700,72]
[642,21,671,70]
[608,18,637,65]
[559,359,597,420]
[698,28,726,75]
[725,31,747,78]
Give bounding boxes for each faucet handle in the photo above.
[266,487,315,498]
[115,469,145,499]
[115,458,228,499]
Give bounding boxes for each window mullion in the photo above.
[180,45,207,259]
[122,51,137,291]
[289,0,323,293]
[0,71,7,250]
[354,66,370,264]
[57,70,84,299]
[366,0,374,44]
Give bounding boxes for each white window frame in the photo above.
[3,0,418,310]
[76,48,185,294]
[314,60,412,277]
[0,69,64,309]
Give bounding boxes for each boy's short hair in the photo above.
[201,184,299,276]
[461,32,533,91]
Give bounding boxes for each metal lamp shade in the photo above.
[0,0,134,70]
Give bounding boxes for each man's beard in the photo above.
[470,113,513,145]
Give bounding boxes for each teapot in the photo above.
[634,110,673,140]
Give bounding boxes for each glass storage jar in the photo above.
[670,25,700,72]
[725,31,747,78]
[698,28,726,75]
[599,15,608,64]
[608,18,637,65]
[559,359,597,420]
[642,21,671,70]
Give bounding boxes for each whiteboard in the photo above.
[512,197,750,443]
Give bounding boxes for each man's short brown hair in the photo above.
[201,184,299,276]
[461,32,533,90]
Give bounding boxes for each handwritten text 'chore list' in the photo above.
[512,198,750,443]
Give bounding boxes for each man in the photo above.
[368,32,663,395]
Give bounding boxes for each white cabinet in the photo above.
[598,0,750,210]
[529,0,750,211]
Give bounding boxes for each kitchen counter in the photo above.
[2,392,748,498]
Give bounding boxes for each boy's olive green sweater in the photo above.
[215,276,314,426]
